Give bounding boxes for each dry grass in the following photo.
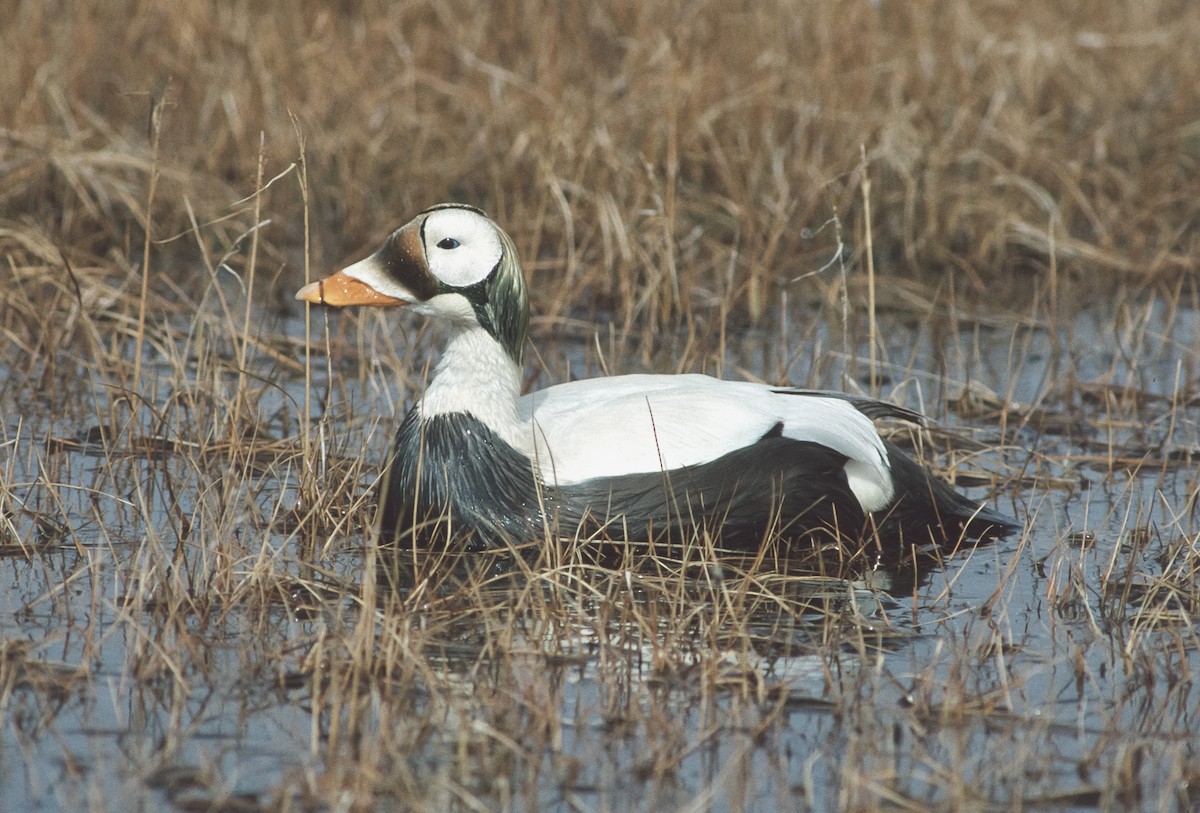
[3,1,1200,811]
[4,1,1200,328]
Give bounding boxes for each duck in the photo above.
[296,203,1017,552]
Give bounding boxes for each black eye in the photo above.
[436,237,461,250]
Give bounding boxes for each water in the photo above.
[2,293,1198,811]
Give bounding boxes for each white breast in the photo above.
[517,373,895,512]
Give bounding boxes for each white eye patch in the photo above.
[422,207,504,288]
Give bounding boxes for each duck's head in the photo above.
[296,204,530,364]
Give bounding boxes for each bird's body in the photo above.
[297,204,1016,551]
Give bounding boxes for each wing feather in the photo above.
[518,373,896,510]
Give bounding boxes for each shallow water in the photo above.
[2,293,1198,811]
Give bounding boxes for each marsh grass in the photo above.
[3,0,1200,810]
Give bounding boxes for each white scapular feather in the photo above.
[517,374,895,512]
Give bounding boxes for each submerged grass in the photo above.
[3,0,1200,811]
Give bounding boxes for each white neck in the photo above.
[418,325,525,450]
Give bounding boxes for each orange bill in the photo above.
[295,271,407,307]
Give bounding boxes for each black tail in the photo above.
[875,440,1019,548]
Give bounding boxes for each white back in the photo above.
[518,374,895,512]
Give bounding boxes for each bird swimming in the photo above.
[296,203,1016,552]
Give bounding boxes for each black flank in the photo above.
[551,437,865,549]
[378,414,1017,552]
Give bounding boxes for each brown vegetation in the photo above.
[4,1,1199,324]
[2,1,1199,811]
